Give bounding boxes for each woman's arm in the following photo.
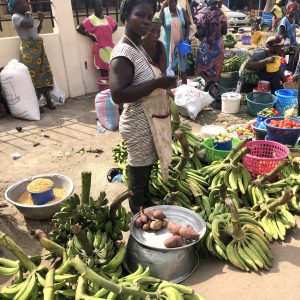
[278,24,286,38]
[37,12,44,33]
[158,41,168,74]
[246,57,275,70]
[112,24,118,33]
[182,9,190,40]
[76,23,97,42]
[159,1,167,24]
[109,57,176,104]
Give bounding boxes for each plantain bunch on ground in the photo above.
[50,172,132,245]
[0,230,205,300]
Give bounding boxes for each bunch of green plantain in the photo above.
[219,194,273,272]
[0,229,206,300]
[65,224,126,278]
[251,189,296,241]
[50,173,132,245]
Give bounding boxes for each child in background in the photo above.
[272,0,283,31]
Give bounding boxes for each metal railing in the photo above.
[0,0,54,32]
[72,0,120,26]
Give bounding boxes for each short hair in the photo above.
[120,0,156,24]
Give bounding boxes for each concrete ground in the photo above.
[0,95,299,300]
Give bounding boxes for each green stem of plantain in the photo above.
[264,189,294,214]
[226,138,249,162]
[75,276,87,300]
[71,256,148,299]
[44,268,55,300]
[174,129,190,172]
[109,190,133,219]
[81,171,92,206]
[231,147,250,166]
[253,160,288,186]
[170,99,180,134]
[225,197,244,240]
[0,231,36,271]
[38,237,64,257]
[71,224,93,256]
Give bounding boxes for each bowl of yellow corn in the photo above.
[5,174,74,220]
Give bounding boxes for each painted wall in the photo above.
[0,0,125,98]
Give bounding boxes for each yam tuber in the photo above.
[134,217,143,228]
[144,209,155,221]
[140,207,149,224]
[150,220,163,231]
[167,222,181,235]
[178,227,199,239]
[143,222,150,231]
[152,210,166,220]
[162,220,168,228]
[164,235,185,248]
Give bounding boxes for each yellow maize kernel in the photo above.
[18,188,66,205]
[27,178,54,193]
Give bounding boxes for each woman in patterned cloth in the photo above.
[194,0,227,82]
[9,0,56,110]
[109,0,177,213]
[77,0,118,77]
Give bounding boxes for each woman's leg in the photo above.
[181,72,187,85]
[127,164,153,214]
[44,90,56,110]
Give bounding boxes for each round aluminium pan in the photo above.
[5,173,74,220]
[130,205,206,251]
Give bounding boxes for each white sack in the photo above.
[174,84,214,120]
[0,60,40,121]
[39,79,66,106]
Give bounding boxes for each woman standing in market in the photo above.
[194,0,227,82]
[159,0,190,84]
[141,17,167,73]
[109,0,177,213]
[77,0,118,77]
[277,1,298,45]
[9,0,56,110]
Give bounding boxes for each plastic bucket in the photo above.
[221,92,241,114]
[266,56,281,73]
[258,80,270,91]
[30,188,54,205]
[213,139,232,150]
[178,40,191,55]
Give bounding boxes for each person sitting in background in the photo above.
[241,36,286,93]
[76,0,118,77]
[141,17,167,73]
[9,0,56,110]
[272,0,283,31]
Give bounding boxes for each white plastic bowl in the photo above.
[5,174,74,220]
[200,125,227,139]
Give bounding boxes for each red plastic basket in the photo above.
[242,141,289,179]
[96,76,109,91]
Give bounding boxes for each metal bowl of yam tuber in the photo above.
[124,205,206,283]
[5,174,74,220]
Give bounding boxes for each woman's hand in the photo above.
[37,11,44,22]
[263,56,275,64]
[156,75,177,90]
[89,34,97,42]
[162,0,168,8]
